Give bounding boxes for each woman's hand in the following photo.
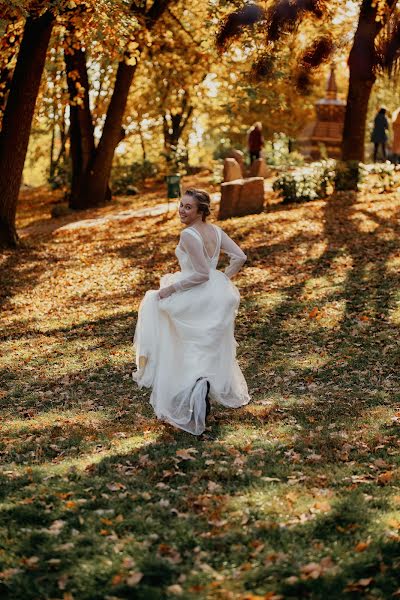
[158,286,174,300]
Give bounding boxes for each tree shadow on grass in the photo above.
[0,246,48,311]
[239,191,400,412]
[0,426,399,600]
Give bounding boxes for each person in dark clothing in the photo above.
[247,122,264,163]
[371,107,389,162]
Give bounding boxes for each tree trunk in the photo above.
[0,12,54,248]
[78,60,138,206]
[138,123,147,163]
[71,0,172,208]
[0,17,22,127]
[50,119,56,178]
[342,0,396,162]
[342,75,374,162]
[64,43,96,208]
[163,103,193,160]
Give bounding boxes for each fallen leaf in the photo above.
[126,571,143,586]
[354,541,370,552]
[167,584,183,595]
[176,448,198,460]
[378,471,393,485]
[344,577,373,592]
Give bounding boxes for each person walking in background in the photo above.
[247,122,264,163]
[391,107,400,164]
[371,107,389,162]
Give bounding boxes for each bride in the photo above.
[132,187,250,435]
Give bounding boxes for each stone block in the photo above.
[235,177,264,217]
[226,149,245,175]
[219,177,264,219]
[219,180,243,219]
[223,158,242,182]
[249,158,269,178]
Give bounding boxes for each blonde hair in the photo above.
[183,188,211,222]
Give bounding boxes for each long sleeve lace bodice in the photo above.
[174,229,210,292]
[220,229,247,279]
[161,225,246,296]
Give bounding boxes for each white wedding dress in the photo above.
[132,224,250,435]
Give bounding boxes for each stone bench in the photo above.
[219,177,264,220]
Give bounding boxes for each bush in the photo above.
[111,160,158,195]
[363,161,400,192]
[265,133,305,169]
[48,162,71,190]
[334,161,400,192]
[162,143,188,175]
[272,159,336,203]
[213,142,246,161]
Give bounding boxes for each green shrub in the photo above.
[111,160,158,195]
[48,162,71,190]
[162,143,188,175]
[272,160,336,203]
[265,133,305,169]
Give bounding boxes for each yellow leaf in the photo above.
[125,57,137,67]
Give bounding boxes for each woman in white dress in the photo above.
[132,188,250,435]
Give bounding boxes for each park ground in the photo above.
[0,175,400,599]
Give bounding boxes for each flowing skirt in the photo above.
[132,269,250,435]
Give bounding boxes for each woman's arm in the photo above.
[159,230,210,299]
[220,229,247,279]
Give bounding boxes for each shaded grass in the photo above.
[0,180,400,599]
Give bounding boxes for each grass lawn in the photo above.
[0,176,400,599]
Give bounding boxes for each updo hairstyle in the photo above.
[184,188,211,222]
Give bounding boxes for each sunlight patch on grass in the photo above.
[250,291,288,314]
[1,409,110,434]
[276,351,329,370]
[351,213,380,234]
[388,290,400,324]
[386,253,400,274]
[1,430,158,477]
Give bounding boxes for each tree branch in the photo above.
[146,0,173,27]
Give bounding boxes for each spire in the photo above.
[326,64,337,100]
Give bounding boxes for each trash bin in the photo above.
[166,174,181,199]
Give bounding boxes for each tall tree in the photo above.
[342,0,398,161]
[0,8,55,247]
[65,0,174,210]
[0,17,23,126]
[143,7,211,168]
[64,21,97,207]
